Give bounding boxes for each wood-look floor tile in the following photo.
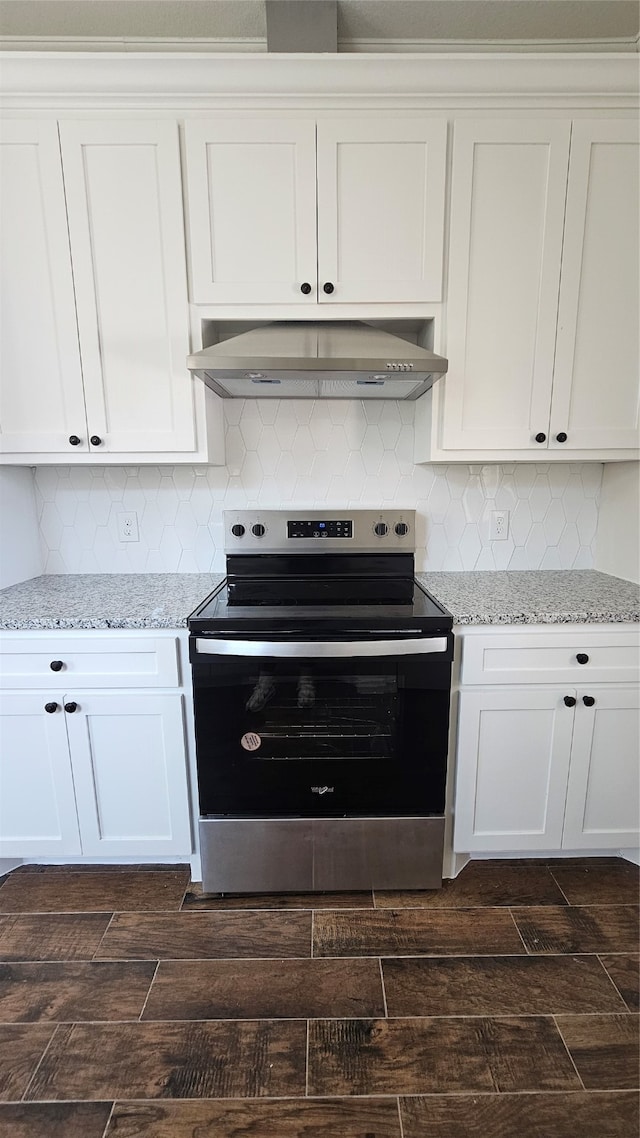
[551,860,640,906]
[12,864,191,876]
[400,1091,640,1138]
[512,905,640,954]
[106,1097,402,1137]
[182,884,374,910]
[143,958,384,1020]
[0,915,111,962]
[95,911,311,960]
[0,1024,55,1101]
[0,962,156,1023]
[599,954,640,1011]
[376,862,567,909]
[0,872,188,913]
[308,1015,579,1095]
[382,954,626,1017]
[25,1020,306,1101]
[0,1102,113,1138]
[313,908,525,957]
[556,1014,640,1090]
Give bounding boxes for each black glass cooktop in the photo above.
[189,578,452,636]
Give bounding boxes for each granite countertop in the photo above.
[0,574,224,630]
[0,569,638,631]
[419,570,640,626]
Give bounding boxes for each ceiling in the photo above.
[0,0,638,52]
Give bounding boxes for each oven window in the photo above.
[242,668,397,761]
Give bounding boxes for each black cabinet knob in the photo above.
[64,701,78,714]
[300,282,312,295]
[44,702,58,714]
[563,695,576,707]
[323,282,334,294]
[555,432,568,443]
[583,695,596,707]
[49,660,64,672]
[231,524,245,538]
[576,653,589,665]
[374,522,388,536]
[395,522,409,536]
[535,432,547,444]
[90,435,102,447]
[251,523,266,538]
[68,435,81,446]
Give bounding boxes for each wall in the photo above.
[0,467,44,587]
[31,401,603,574]
[595,461,640,584]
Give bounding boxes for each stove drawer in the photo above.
[461,628,639,686]
[0,634,180,689]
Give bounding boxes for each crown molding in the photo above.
[0,51,637,108]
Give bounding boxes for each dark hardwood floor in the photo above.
[0,857,637,1138]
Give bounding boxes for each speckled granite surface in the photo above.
[0,570,637,630]
[419,570,640,626]
[0,574,224,630]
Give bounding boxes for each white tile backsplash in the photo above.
[33,401,603,574]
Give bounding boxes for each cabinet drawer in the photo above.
[0,636,180,689]
[461,629,639,686]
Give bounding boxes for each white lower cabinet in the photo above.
[0,693,82,857]
[563,688,640,849]
[64,692,191,857]
[0,633,193,860]
[453,626,640,854]
[454,689,575,851]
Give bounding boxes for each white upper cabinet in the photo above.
[425,115,639,462]
[442,120,571,453]
[185,118,318,304]
[316,119,447,303]
[0,121,88,455]
[59,120,196,455]
[184,116,447,306]
[550,120,640,451]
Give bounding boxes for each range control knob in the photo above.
[395,522,409,536]
[251,523,266,538]
[231,524,245,538]
[374,522,388,537]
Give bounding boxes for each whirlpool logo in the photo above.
[311,786,334,795]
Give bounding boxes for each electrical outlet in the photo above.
[490,510,509,541]
[117,511,139,542]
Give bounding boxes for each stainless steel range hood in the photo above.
[187,322,448,400]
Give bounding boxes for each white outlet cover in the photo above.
[117,512,139,542]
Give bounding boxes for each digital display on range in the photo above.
[287,519,353,539]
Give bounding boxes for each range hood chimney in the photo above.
[187,321,448,400]
[266,0,338,53]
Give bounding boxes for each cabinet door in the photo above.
[0,695,81,856]
[184,118,317,304]
[453,689,575,852]
[0,120,88,455]
[316,119,447,303]
[550,121,640,451]
[443,120,570,451]
[59,120,195,454]
[562,688,640,849]
[64,692,191,856]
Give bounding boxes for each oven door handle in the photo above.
[194,636,449,658]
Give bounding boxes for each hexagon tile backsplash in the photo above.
[34,401,602,574]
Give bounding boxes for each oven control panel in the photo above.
[224,510,415,553]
